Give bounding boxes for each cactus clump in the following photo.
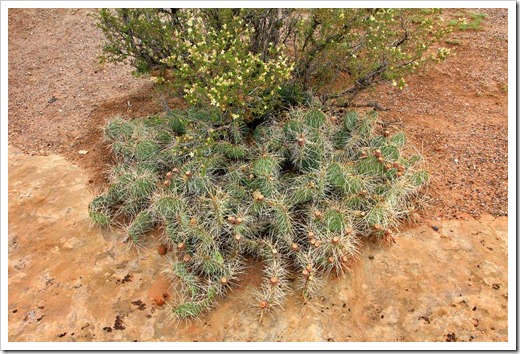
[90,107,428,319]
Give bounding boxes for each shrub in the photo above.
[90,107,428,319]
[288,9,452,104]
[98,9,293,125]
[98,8,451,113]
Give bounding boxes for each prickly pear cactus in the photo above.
[89,107,428,319]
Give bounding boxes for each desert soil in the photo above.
[7,8,509,343]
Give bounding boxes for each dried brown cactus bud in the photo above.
[372,224,381,231]
[291,243,299,251]
[234,233,241,241]
[235,217,243,225]
[328,256,335,264]
[272,248,278,255]
[190,217,197,225]
[259,300,269,309]
[253,190,265,202]
[345,227,353,235]
[314,210,323,219]
[374,149,382,158]
[307,231,315,238]
[332,236,340,244]
[398,164,405,172]
[359,190,368,197]
[297,135,305,147]
[383,129,390,137]
[377,156,385,163]
[392,162,400,169]
[305,265,312,272]
[183,254,191,262]
[302,269,310,277]
[154,295,165,306]
[184,170,192,178]
[177,242,185,251]
[269,277,279,286]
[172,168,180,174]
[163,179,171,187]
[220,277,228,285]
[227,215,236,224]
[166,171,173,179]
[397,171,404,177]
[360,151,368,159]
[310,238,316,245]
[341,255,349,263]
[385,229,397,243]
[314,240,322,247]
[158,244,167,255]
[249,173,255,180]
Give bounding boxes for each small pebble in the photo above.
[432,226,439,232]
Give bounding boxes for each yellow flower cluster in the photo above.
[157,13,293,123]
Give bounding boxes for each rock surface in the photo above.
[8,146,508,342]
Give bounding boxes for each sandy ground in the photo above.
[7,146,508,342]
[7,8,510,343]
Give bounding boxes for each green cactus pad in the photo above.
[134,140,160,161]
[343,111,358,133]
[168,112,187,135]
[89,210,111,227]
[128,210,155,242]
[304,109,326,129]
[104,117,134,142]
[218,142,246,160]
